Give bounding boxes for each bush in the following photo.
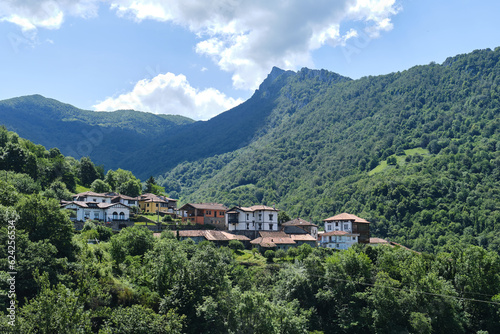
[228,239,245,251]
[264,250,275,262]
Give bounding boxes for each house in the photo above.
[176,230,250,247]
[62,201,131,222]
[319,230,359,250]
[179,203,228,228]
[323,213,371,244]
[281,218,318,240]
[139,193,177,214]
[226,205,279,232]
[250,231,297,251]
[110,193,140,207]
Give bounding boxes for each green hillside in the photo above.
[0,94,194,174]
[157,48,500,253]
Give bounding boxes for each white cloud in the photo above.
[92,72,243,120]
[0,0,99,31]
[109,0,401,90]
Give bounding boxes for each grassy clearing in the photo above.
[75,184,90,193]
[369,148,430,175]
[234,250,267,267]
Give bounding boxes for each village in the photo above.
[61,190,395,252]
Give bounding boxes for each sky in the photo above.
[1,0,500,121]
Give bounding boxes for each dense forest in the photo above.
[0,127,499,333]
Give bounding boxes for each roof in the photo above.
[323,213,370,224]
[251,236,296,247]
[228,205,279,212]
[112,194,140,201]
[282,218,318,227]
[322,230,359,237]
[178,230,250,241]
[259,231,288,238]
[179,203,228,211]
[289,234,317,241]
[369,237,390,244]
[73,191,112,198]
[140,193,176,203]
[62,201,131,209]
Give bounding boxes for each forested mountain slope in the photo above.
[0,94,194,174]
[158,48,500,253]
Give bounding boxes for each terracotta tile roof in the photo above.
[112,194,140,201]
[177,230,250,241]
[180,203,227,211]
[251,236,296,247]
[323,212,370,223]
[229,205,278,212]
[62,201,131,209]
[73,191,112,198]
[289,234,317,241]
[369,237,389,244]
[282,218,317,227]
[140,193,176,203]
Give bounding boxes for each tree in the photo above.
[78,157,99,187]
[278,211,291,224]
[118,179,142,197]
[16,194,74,258]
[109,226,155,264]
[16,272,92,333]
[100,305,184,334]
[90,179,111,193]
[228,239,245,251]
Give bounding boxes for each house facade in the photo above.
[63,191,132,224]
[226,205,279,232]
[139,193,177,214]
[179,203,228,228]
[63,201,131,222]
[320,213,371,249]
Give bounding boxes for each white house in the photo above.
[319,230,359,250]
[62,201,131,222]
[226,205,279,232]
[63,191,131,222]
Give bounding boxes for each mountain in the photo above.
[1,48,499,253]
[0,94,194,172]
[155,48,500,253]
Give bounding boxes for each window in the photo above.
[246,213,249,220]
[112,212,118,220]
[258,223,262,230]
[269,224,273,230]
[155,203,158,207]
[269,214,273,221]
[352,237,356,240]
[119,212,125,220]
[147,203,150,207]
[258,214,262,220]
[246,223,249,230]
[207,210,211,215]
[335,222,339,227]
[102,199,105,203]
[327,225,332,231]
[94,212,99,220]
[344,223,349,230]
[93,199,97,202]
[84,211,90,218]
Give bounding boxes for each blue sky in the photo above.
[1,0,499,120]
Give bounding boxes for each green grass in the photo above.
[75,184,90,193]
[234,250,267,267]
[404,148,429,155]
[369,147,430,175]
